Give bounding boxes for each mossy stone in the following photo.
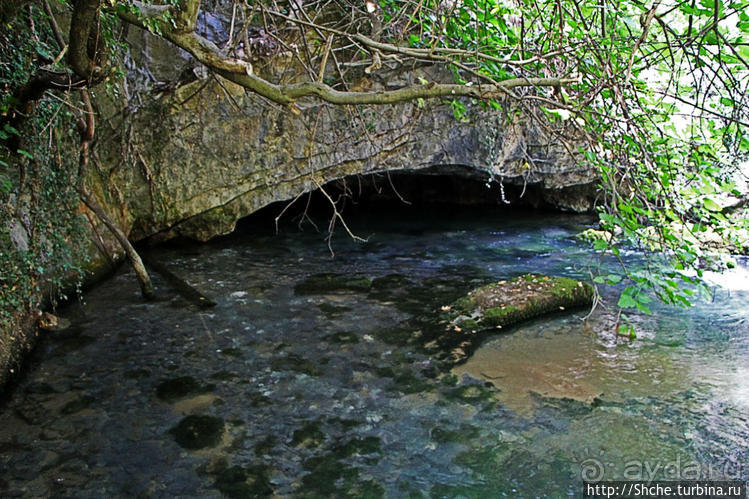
[481,305,520,327]
[215,465,273,498]
[292,422,327,448]
[156,376,207,402]
[317,302,352,317]
[170,415,225,450]
[464,274,593,327]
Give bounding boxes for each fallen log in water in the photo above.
[143,258,217,308]
[434,274,593,364]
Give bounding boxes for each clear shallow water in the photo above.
[1,208,748,497]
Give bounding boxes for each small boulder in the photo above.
[169,415,225,450]
[39,312,71,332]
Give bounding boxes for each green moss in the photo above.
[457,318,479,330]
[447,274,593,335]
[371,273,411,290]
[247,391,271,407]
[452,296,474,312]
[481,305,519,327]
[375,366,396,378]
[372,325,411,345]
[254,435,277,456]
[430,424,481,444]
[445,384,495,403]
[219,348,243,358]
[214,464,273,498]
[298,438,384,494]
[169,415,224,450]
[292,422,327,448]
[209,370,236,381]
[391,369,433,394]
[549,277,593,303]
[323,331,359,344]
[156,376,209,402]
[332,436,382,458]
[326,417,362,430]
[300,455,360,496]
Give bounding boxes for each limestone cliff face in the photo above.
[90,37,598,242]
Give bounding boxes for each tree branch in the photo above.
[118,1,578,106]
[68,0,104,81]
[76,90,156,300]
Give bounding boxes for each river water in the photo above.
[1,207,747,497]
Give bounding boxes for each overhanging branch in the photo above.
[118,0,578,106]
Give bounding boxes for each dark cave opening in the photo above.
[232,167,596,235]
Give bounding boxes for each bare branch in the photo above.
[118,1,578,106]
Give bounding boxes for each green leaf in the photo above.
[702,197,722,212]
[618,290,637,309]
[607,274,623,284]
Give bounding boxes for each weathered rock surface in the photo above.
[90,38,599,242]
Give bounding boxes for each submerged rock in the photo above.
[169,415,225,450]
[156,376,211,403]
[294,273,372,295]
[214,464,273,498]
[39,313,72,332]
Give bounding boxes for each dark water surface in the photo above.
[1,208,748,497]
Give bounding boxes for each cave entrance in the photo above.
[234,166,594,236]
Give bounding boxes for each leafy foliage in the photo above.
[377,0,749,309]
[1,7,87,330]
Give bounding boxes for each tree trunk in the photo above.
[79,188,156,300]
[77,90,155,300]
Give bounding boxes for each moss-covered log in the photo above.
[434,274,593,364]
[451,274,593,329]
